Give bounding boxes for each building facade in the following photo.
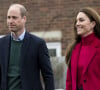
[0,0,100,56]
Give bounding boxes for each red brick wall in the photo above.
[0,0,100,55]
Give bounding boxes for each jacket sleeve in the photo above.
[38,39,55,90]
[66,67,72,90]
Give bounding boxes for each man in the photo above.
[0,4,55,90]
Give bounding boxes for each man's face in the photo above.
[7,6,26,33]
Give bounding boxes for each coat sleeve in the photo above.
[38,39,55,90]
[66,67,72,90]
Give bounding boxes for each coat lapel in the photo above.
[82,44,97,75]
[3,35,11,74]
[20,32,31,64]
[71,43,81,87]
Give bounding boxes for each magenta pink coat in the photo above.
[66,36,100,90]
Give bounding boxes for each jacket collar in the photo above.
[71,36,99,78]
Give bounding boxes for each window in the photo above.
[0,35,5,38]
[46,42,61,57]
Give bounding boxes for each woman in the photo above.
[66,7,100,90]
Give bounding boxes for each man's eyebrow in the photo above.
[7,16,18,18]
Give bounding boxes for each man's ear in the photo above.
[22,16,26,23]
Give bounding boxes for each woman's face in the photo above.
[75,12,95,37]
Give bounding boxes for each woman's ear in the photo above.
[91,21,96,28]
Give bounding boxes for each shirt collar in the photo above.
[11,29,26,41]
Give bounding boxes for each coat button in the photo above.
[84,80,86,83]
